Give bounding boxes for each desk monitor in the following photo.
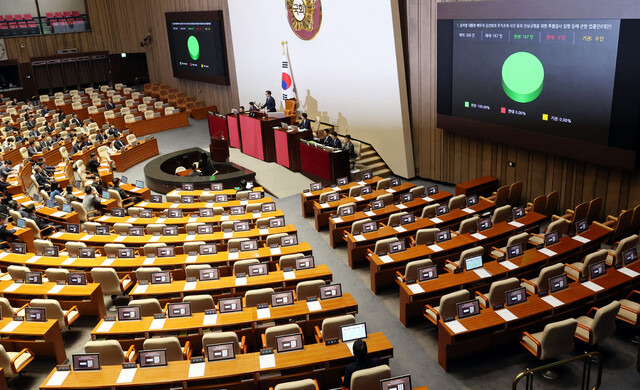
[280,234,298,247]
[269,216,285,228]
[417,266,438,282]
[340,322,367,342]
[139,209,153,218]
[388,240,406,254]
[337,177,348,186]
[128,226,144,236]
[233,221,250,232]
[362,171,373,180]
[400,192,414,203]
[43,246,59,257]
[215,194,228,203]
[435,229,452,243]
[117,247,135,258]
[78,247,96,259]
[326,192,340,202]
[72,353,100,371]
[310,182,323,191]
[247,263,268,276]
[545,231,560,247]
[456,299,481,319]
[11,242,26,254]
[16,218,26,228]
[199,244,217,255]
[362,221,378,233]
[162,226,178,236]
[466,194,478,207]
[261,202,276,212]
[240,239,258,252]
[197,224,213,234]
[319,283,342,300]
[46,199,55,209]
[181,195,194,204]
[96,225,110,235]
[74,180,82,189]
[150,271,171,284]
[507,243,523,259]
[400,214,415,225]
[270,291,294,307]
[464,255,483,271]
[25,271,43,284]
[370,199,385,210]
[249,191,263,200]
[295,256,315,270]
[101,191,110,200]
[198,267,219,281]
[167,302,192,318]
[181,183,194,191]
[549,274,569,294]
[157,246,175,258]
[121,176,128,184]
[167,209,183,218]
[66,223,80,234]
[477,218,492,232]
[218,297,242,313]
[381,375,412,390]
[390,177,401,187]
[339,205,355,217]
[436,204,449,216]
[575,219,589,235]
[352,184,370,197]
[206,342,235,362]
[135,180,144,189]
[427,185,439,195]
[230,206,245,215]
[112,208,125,217]
[505,287,527,307]
[139,349,168,368]
[25,307,47,322]
[211,183,223,191]
[150,195,162,203]
[512,206,526,220]
[623,248,638,266]
[589,261,606,280]
[199,208,214,217]
[62,203,72,213]
[117,305,141,321]
[68,272,86,286]
[276,333,304,353]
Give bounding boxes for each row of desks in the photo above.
[133,196,274,212]
[300,176,385,217]
[92,209,284,228]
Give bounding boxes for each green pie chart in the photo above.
[187,36,200,61]
[502,52,544,103]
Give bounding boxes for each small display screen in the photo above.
[230,206,245,215]
[269,216,285,228]
[466,194,478,206]
[589,261,606,280]
[417,266,438,282]
[167,209,183,218]
[505,287,527,306]
[319,283,342,300]
[362,171,373,180]
[78,248,96,258]
[150,195,162,203]
[381,375,412,390]
[310,182,323,191]
[276,333,304,353]
[280,234,298,247]
[436,205,450,216]
[388,240,406,254]
[249,191,263,200]
[181,183,194,191]
[435,229,452,243]
[139,209,153,218]
[362,221,378,233]
[25,271,43,284]
[623,248,638,266]
[370,199,385,210]
[117,306,141,321]
[427,185,439,195]
[549,274,569,293]
[25,307,46,322]
[150,271,171,284]
[162,226,178,236]
[575,219,588,234]
[181,195,194,203]
[198,268,219,281]
[199,208,213,217]
[262,202,276,212]
[72,353,100,371]
[211,183,223,191]
[337,177,348,186]
[456,299,480,319]
[139,349,167,368]
[157,246,175,258]
[197,224,213,234]
[240,240,258,251]
[67,223,80,234]
[112,208,125,217]
[233,221,250,232]
[360,185,373,195]
[68,272,86,285]
[129,226,144,236]
[339,205,355,217]
[218,297,242,313]
[464,255,483,271]
[341,322,367,342]
[117,248,135,258]
[199,244,217,255]
[478,218,492,231]
[166,302,192,318]
[400,193,414,203]
[43,246,59,257]
[215,194,228,203]
[96,225,110,235]
[400,214,415,225]
[247,263,269,276]
[206,342,235,361]
[545,231,560,247]
[295,256,315,270]
[326,193,340,202]
[507,243,523,259]
[270,291,295,307]
[512,206,525,220]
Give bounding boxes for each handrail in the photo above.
[512,351,602,390]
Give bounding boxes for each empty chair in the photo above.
[84,340,136,365]
[603,209,633,244]
[236,191,250,200]
[448,194,466,210]
[458,216,480,235]
[491,205,512,225]
[444,246,484,272]
[128,298,163,317]
[376,193,393,206]
[144,110,155,120]
[412,228,439,246]
[529,217,570,247]
[84,222,100,233]
[220,221,234,231]
[544,191,560,217]
[521,263,565,294]
[126,134,137,145]
[146,223,166,234]
[490,185,509,207]
[351,218,373,235]
[273,379,318,390]
[605,234,638,266]
[233,259,260,275]
[490,232,529,259]
[0,298,26,317]
[574,301,621,345]
[228,238,249,251]
[113,223,132,234]
[7,265,31,280]
[564,249,608,281]
[372,237,398,255]
[337,202,357,216]
[521,318,578,361]
[202,331,245,355]
[135,267,162,282]
[265,233,288,247]
[29,299,79,330]
[617,290,640,327]
[185,264,210,279]
[245,288,275,307]
[90,268,132,296]
[185,223,205,235]
[71,201,100,222]
[296,279,326,300]
[183,295,215,312]
[348,185,363,197]
[108,189,133,208]
[127,207,142,217]
[104,244,126,257]
[262,324,302,349]
[626,204,640,237]
[508,181,524,206]
[558,201,588,225]
[246,203,262,213]
[421,203,439,219]
[410,186,425,198]
[387,212,408,226]
[425,289,470,325]
[350,364,391,390]
[65,241,87,256]
[143,336,191,361]
[586,197,603,223]
[376,178,391,190]
[44,268,68,283]
[143,243,167,256]
[278,253,305,270]
[0,344,35,378]
[314,314,356,342]
[476,277,520,308]
[397,258,433,283]
[184,241,206,254]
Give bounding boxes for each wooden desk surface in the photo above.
[300,176,383,217]
[12,194,80,224]
[0,280,101,298]
[0,317,58,337]
[135,197,273,211]
[120,183,151,200]
[110,139,159,172]
[41,332,392,389]
[93,209,285,227]
[167,187,265,198]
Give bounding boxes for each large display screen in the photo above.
[165,11,230,85]
[451,19,620,145]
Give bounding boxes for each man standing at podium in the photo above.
[261,90,276,112]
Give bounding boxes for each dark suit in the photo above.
[331,137,342,149]
[70,143,84,155]
[105,102,115,110]
[344,141,357,160]
[108,127,120,137]
[299,119,311,130]
[26,120,36,130]
[87,159,100,176]
[95,133,105,143]
[44,125,54,134]
[0,224,17,247]
[263,96,276,112]
[113,139,126,151]
[35,172,50,188]
[71,118,82,127]
[27,146,40,156]
[29,129,41,138]
[323,136,333,147]
[40,108,50,116]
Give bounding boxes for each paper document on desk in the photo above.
[169,203,179,208]
[116,367,137,383]
[386,188,397,193]
[26,255,41,264]
[364,211,376,217]
[186,255,198,263]
[508,221,524,228]
[379,255,393,263]
[96,321,115,333]
[188,216,199,222]
[185,234,196,241]
[3,283,20,293]
[396,204,407,210]
[48,285,65,294]
[97,215,109,222]
[184,281,197,291]
[500,260,518,270]
[133,285,148,294]
[320,203,329,209]
[156,217,167,223]
[618,267,640,278]
[357,181,367,185]
[270,247,281,255]
[143,257,155,265]
[496,308,518,322]
[253,212,262,218]
[126,217,138,223]
[149,318,166,330]
[138,202,149,207]
[444,320,467,334]
[429,217,444,224]
[354,196,365,202]
[473,268,492,279]
[332,217,343,223]
[259,353,276,369]
[259,228,269,235]
[462,208,475,214]
[408,284,425,294]
[101,258,115,266]
[46,370,70,386]
[148,235,161,242]
[240,200,248,206]
[257,307,271,319]
[1,320,22,332]
[538,248,557,257]
[223,232,233,239]
[188,362,205,378]
[0,252,8,259]
[228,252,239,260]
[394,226,407,233]
[50,232,64,239]
[572,235,591,243]
[282,270,296,280]
[203,314,218,326]
[582,281,604,292]
[541,295,564,307]
[62,257,75,266]
[307,300,322,312]
[52,211,67,218]
[220,215,230,221]
[471,233,487,241]
[345,341,355,355]
[331,186,341,191]
[114,235,127,242]
[353,234,366,242]
[427,244,443,252]
[235,277,247,286]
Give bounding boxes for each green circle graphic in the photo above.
[502,52,544,103]
[187,36,200,61]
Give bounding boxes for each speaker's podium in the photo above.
[209,136,230,162]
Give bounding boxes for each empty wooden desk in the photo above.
[110,138,159,172]
[0,318,66,364]
[300,176,384,217]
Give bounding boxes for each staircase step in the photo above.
[373,168,392,178]
[360,150,376,158]
[365,161,387,170]
[358,156,383,165]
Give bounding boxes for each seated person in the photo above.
[27,140,41,157]
[108,124,120,137]
[95,128,106,143]
[298,113,312,130]
[25,116,37,130]
[49,181,62,200]
[187,163,202,177]
[0,214,17,249]
[37,158,55,174]
[62,185,76,204]
[70,113,83,127]
[238,106,245,113]
[1,137,15,150]
[322,130,333,147]
[10,201,30,218]
[82,186,102,214]
[330,132,342,149]
[112,134,126,152]
[34,166,51,191]
[105,97,115,111]
[86,153,100,177]
[0,160,14,180]
[249,102,259,111]
[342,340,382,389]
